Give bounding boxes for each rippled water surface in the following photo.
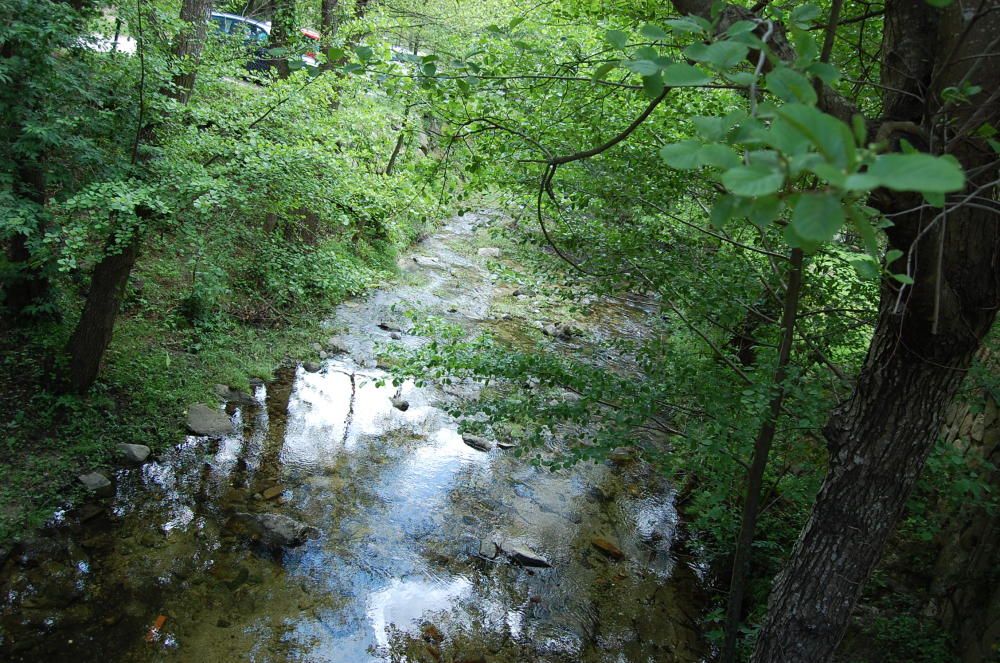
[0,213,705,662]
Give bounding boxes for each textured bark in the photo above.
[269,0,296,78]
[752,1,1000,660]
[65,235,140,393]
[929,373,1000,663]
[321,0,339,36]
[170,0,213,104]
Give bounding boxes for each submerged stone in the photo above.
[303,362,322,373]
[592,536,625,561]
[234,512,319,548]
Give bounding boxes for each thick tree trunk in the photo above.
[269,0,296,78]
[752,1,1000,660]
[321,0,339,36]
[65,235,140,393]
[171,0,213,103]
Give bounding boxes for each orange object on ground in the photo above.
[145,614,167,642]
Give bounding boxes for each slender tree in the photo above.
[64,0,214,392]
[269,0,296,77]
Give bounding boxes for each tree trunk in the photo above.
[63,0,212,392]
[269,0,296,78]
[752,1,1000,660]
[171,0,213,104]
[928,372,1000,663]
[65,235,140,393]
[3,163,50,318]
[321,0,339,36]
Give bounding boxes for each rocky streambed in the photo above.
[0,212,706,662]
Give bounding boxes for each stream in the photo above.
[0,213,705,662]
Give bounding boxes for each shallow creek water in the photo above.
[0,213,705,662]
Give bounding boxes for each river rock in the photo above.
[496,440,517,450]
[504,543,551,568]
[303,362,321,373]
[78,472,112,496]
[186,404,234,437]
[327,338,349,354]
[213,384,255,406]
[390,331,402,340]
[234,512,319,548]
[478,247,501,258]
[391,396,410,411]
[413,255,440,267]
[592,536,625,560]
[117,443,150,464]
[462,434,493,452]
[261,485,284,500]
[377,322,403,333]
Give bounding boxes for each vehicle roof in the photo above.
[210,11,271,30]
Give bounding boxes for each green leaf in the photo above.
[710,194,740,229]
[700,144,741,169]
[843,173,880,191]
[640,24,670,40]
[625,59,660,76]
[790,4,822,27]
[693,116,725,141]
[721,165,785,196]
[605,29,629,49]
[661,63,712,86]
[849,208,880,255]
[726,20,757,37]
[774,104,856,169]
[807,62,841,86]
[788,192,845,252]
[747,196,782,229]
[660,140,704,169]
[924,0,954,6]
[766,66,818,105]
[642,73,665,98]
[665,17,706,34]
[893,273,915,285]
[684,41,749,69]
[868,154,966,193]
[354,45,373,62]
[592,61,618,82]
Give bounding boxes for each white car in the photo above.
[211,11,320,68]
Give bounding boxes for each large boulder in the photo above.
[186,404,234,437]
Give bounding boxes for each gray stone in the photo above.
[78,472,112,496]
[117,443,150,464]
[497,441,517,450]
[478,247,501,258]
[186,404,234,437]
[391,397,410,412]
[319,350,329,359]
[311,342,323,352]
[303,362,322,373]
[377,322,403,333]
[462,434,493,452]
[504,543,550,568]
[213,384,255,407]
[234,512,319,548]
[477,539,499,559]
[413,255,440,267]
[390,331,402,340]
[327,337,349,354]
